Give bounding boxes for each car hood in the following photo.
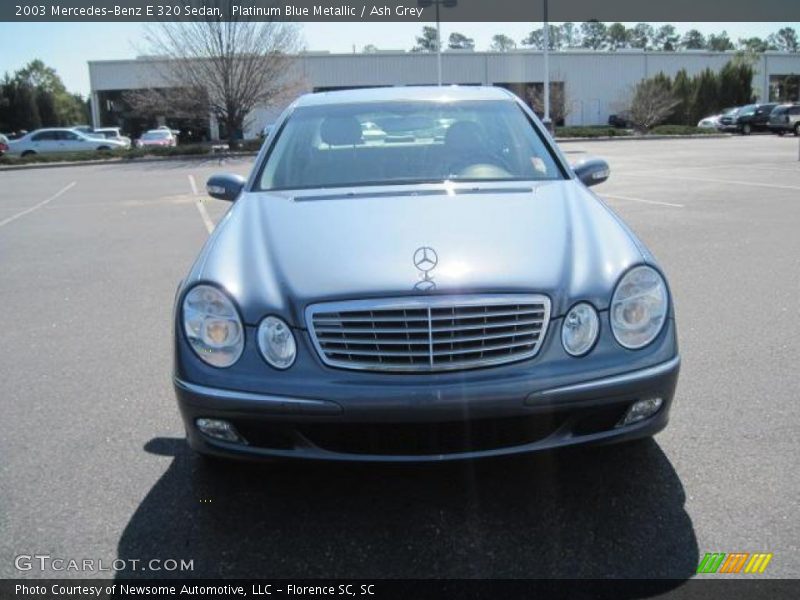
[189,181,648,326]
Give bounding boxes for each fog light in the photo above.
[195,418,245,444]
[619,397,663,427]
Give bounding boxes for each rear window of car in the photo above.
[257,100,564,191]
[32,131,58,141]
[143,131,170,140]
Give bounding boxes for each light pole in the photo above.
[542,0,552,132]
[418,0,458,86]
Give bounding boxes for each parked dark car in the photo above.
[174,86,679,463]
[608,112,631,128]
[768,104,800,136]
[729,103,779,134]
[717,107,741,131]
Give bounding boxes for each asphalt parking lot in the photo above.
[1,135,798,583]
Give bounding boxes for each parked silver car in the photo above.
[173,86,680,462]
[90,127,132,148]
[768,104,800,136]
[8,128,128,156]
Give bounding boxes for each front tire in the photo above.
[794,123,800,137]
[20,150,36,157]
[741,123,752,135]
[97,146,112,152]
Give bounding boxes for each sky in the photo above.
[0,22,797,96]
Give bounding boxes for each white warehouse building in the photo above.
[88,50,800,140]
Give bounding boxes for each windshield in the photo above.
[257,100,564,191]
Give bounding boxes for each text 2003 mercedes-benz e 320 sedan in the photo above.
[173,86,680,462]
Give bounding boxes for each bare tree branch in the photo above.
[625,79,680,132]
[142,4,302,142]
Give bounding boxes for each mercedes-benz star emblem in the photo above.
[413,246,438,291]
[413,247,438,273]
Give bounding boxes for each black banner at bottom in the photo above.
[2,579,799,600]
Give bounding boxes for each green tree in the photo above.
[11,82,42,131]
[718,60,754,106]
[607,23,629,50]
[560,22,580,48]
[448,32,475,50]
[691,68,720,123]
[412,26,439,52]
[671,69,694,125]
[707,32,735,52]
[12,59,85,126]
[767,27,799,52]
[737,37,776,53]
[489,34,516,52]
[35,89,59,126]
[681,29,707,50]
[580,20,607,50]
[521,25,562,50]
[653,25,679,51]
[629,23,654,50]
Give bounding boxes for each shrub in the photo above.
[555,126,633,138]
[649,125,718,135]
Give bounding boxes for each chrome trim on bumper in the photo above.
[173,378,342,415]
[525,356,681,404]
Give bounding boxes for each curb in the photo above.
[555,133,732,143]
[0,151,259,172]
[0,134,735,171]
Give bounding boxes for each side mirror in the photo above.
[573,158,610,187]
[206,173,246,202]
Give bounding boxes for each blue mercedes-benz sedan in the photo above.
[173,86,680,462]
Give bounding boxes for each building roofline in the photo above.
[88,49,798,67]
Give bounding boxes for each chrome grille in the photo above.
[306,295,551,372]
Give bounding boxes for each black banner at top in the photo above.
[3,0,799,22]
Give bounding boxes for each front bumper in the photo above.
[175,348,680,462]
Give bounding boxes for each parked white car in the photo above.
[8,128,128,156]
[135,129,177,148]
[89,127,132,148]
[697,115,721,129]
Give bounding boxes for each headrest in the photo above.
[444,121,485,149]
[320,116,363,146]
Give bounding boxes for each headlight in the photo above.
[182,284,244,367]
[562,302,600,356]
[257,316,297,369]
[610,266,668,349]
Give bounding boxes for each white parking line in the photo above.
[620,172,800,192]
[188,174,214,234]
[0,181,77,229]
[602,193,684,208]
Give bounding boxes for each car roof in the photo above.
[29,128,86,135]
[294,85,515,107]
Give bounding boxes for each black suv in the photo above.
[768,104,800,136]
[733,103,779,134]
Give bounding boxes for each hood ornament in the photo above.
[413,246,438,292]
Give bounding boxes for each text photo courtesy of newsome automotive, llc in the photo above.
[1,0,799,598]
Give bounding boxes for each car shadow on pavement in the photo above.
[116,437,697,585]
